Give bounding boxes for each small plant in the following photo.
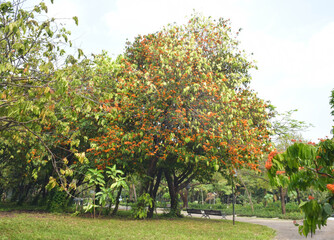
[131,193,153,219]
[83,168,105,218]
[83,165,127,218]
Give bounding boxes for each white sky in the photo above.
[42,0,333,142]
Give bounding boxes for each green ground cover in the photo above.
[0,211,275,240]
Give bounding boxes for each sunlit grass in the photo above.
[0,211,275,240]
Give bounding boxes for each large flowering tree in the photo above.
[88,14,272,216]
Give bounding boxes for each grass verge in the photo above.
[0,211,275,240]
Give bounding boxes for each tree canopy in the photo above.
[87,14,272,215]
[0,0,93,200]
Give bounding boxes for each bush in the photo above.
[188,202,225,210]
[131,193,153,219]
[46,188,70,213]
[281,211,303,220]
[155,201,168,208]
[285,202,300,212]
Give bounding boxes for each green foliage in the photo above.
[267,139,334,236]
[188,202,224,210]
[83,166,128,216]
[271,110,313,140]
[0,0,82,134]
[131,193,153,219]
[0,202,47,212]
[271,109,313,153]
[46,187,69,212]
[297,200,332,236]
[330,89,334,118]
[162,192,170,200]
[0,0,96,203]
[85,169,105,187]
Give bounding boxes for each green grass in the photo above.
[0,211,275,240]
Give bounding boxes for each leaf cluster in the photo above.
[267,139,334,237]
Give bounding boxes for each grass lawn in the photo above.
[0,211,275,240]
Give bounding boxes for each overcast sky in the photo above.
[41,0,334,142]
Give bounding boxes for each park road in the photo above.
[214,214,334,240]
[233,216,334,240]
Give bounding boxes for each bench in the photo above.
[203,209,226,219]
[186,208,205,217]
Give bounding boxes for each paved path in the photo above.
[233,216,334,240]
[180,211,334,240]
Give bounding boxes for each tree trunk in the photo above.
[163,164,197,216]
[238,175,254,212]
[264,189,268,207]
[129,183,137,202]
[133,184,137,202]
[147,169,162,218]
[111,186,123,216]
[296,188,301,205]
[136,153,163,219]
[164,169,180,216]
[201,189,204,205]
[179,189,188,209]
[169,185,179,214]
[279,187,286,215]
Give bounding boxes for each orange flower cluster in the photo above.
[265,150,278,170]
[327,184,334,194]
[308,195,315,200]
[276,170,285,175]
[265,160,272,170]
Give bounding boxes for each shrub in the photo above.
[131,193,153,219]
[46,188,69,213]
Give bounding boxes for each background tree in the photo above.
[331,89,334,134]
[266,89,334,237]
[268,109,313,214]
[271,109,312,143]
[0,0,104,204]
